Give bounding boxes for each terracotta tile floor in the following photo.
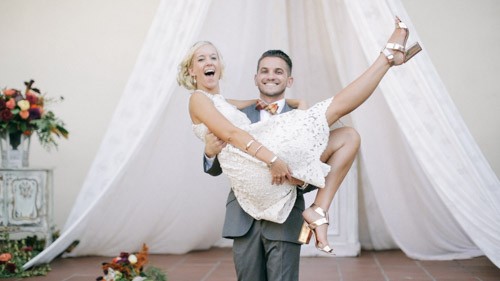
[4,247,499,281]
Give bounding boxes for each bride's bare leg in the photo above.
[301,17,419,253]
[302,127,360,251]
[324,17,411,126]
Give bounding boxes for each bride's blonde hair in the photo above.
[177,41,225,90]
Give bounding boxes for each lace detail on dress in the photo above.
[247,98,333,187]
[192,90,333,223]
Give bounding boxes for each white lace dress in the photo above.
[193,91,332,223]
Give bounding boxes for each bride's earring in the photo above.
[192,76,197,87]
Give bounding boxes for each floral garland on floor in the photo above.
[96,244,167,281]
[0,232,51,278]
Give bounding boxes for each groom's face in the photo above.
[254,57,293,100]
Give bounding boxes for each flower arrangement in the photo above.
[96,244,167,281]
[0,79,68,150]
[0,232,51,278]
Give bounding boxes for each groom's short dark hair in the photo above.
[257,50,293,75]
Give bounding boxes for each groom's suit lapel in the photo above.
[242,105,261,123]
[281,102,293,113]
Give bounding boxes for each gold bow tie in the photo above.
[255,100,279,115]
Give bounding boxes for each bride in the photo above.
[178,17,421,254]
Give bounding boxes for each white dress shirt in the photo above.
[259,98,285,121]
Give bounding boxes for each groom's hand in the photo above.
[204,132,226,158]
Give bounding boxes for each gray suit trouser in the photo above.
[232,220,301,281]
[205,103,310,281]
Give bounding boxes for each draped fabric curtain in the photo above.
[341,0,500,263]
[25,0,500,269]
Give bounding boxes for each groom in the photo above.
[203,50,359,280]
[203,50,315,281]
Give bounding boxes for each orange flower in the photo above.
[3,89,16,96]
[30,104,44,115]
[19,110,30,119]
[0,253,12,262]
[5,98,15,109]
[135,244,149,269]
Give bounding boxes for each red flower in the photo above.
[21,246,33,252]
[5,262,16,273]
[1,109,13,121]
[26,91,39,104]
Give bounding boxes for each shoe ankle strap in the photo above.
[310,203,328,217]
[381,42,405,66]
[385,42,405,52]
[308,203,329,228]
[381,48,395,66]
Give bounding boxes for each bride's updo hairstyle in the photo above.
[177,41,225,91]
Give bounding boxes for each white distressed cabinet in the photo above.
[0,168,54,246]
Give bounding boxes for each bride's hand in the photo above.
[269,158,292,185]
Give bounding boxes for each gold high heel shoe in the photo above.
[381,16,422,66]
[298,203,334,254]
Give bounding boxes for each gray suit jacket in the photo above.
[204,102,316,244]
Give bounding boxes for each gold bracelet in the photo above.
[253,144,264,157]
[245,139,255,151]
[267,155,278,168]
[298,181,308,190]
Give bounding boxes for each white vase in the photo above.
[0,133,31,168]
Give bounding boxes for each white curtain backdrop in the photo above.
[25,0,500,269]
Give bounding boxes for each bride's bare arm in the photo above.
[227,98,308,110]
[189,92,291,183]
[286,98,308,109]
[226,99,257,109]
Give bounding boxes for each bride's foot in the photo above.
[298,203,334,254]
[381,16,422,66]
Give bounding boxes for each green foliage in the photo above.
[30,110,69,151]
[0,232,51,278]
[143,266,168,281]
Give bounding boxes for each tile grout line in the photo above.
[164,254,189,275]
[160,255,188,279]
[62,273,95,281]
[371,252,390,281]
[415,261,437,281]
[199,260,221,281]
[336,259,343,281]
